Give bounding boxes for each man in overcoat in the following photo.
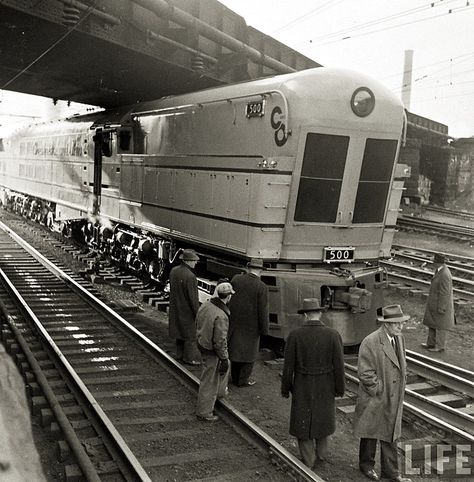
[168,249,201,365]
[196,282,234,421]
[281,298,345,469]
[228,258,269,386]
[353,304,412,482]
[421,252,454,352]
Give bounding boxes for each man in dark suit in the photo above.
[421,252,454,352]
[281,298,345,469]
[353,305,412,482]
[228,258,269,387]
[168,249,201,365]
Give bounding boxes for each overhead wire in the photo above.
[389,58,474,91]
[414,89,474,103]
[306,0,459,44]
[269,0,344,34]
[379,50,474,82]
[311,3,473,47]
[1,1,99,91]
[271,0,468,63]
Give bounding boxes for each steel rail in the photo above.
[0,220,324,482]
[390,250,474,277]
[392,244,474,265]
[0,269,151,481]
[0,294,103,482]
[397,216,474,238]
[384,257,474,285]
[403,388,474,436]
[382,268,474,300]
[381,260,474,286]
[423,206,474,221]
[406,350,474,382]
[345,364,474,442]
[0,222,152,481]
[406,355,474,398]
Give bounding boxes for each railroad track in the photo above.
[343,352,474,476]
[397,215,474,243]
[381,245,474,303]
[0,220,322,482]
[424,206,474,223]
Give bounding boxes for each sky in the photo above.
[219,0,474,137]
[0,0,473,137]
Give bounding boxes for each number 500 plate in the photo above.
[323,247,355,263]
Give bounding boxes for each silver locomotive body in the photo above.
[0,67,405,344]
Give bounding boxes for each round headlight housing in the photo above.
[351,87,375,117]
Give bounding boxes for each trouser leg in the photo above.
[436,329,447,349]
[315,436,329,460]
[297,439,316,468]
[196,353,219,418]
[427,328,436,347]
[380,440,399,478]
[359,438,377,472]
[238,362,254,385]
[230,361,241,385]
[183,338,201,363]
[176,339,184,360]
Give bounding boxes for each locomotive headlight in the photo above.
[350,87,375,117]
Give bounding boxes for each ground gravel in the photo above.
[2,211,472,482]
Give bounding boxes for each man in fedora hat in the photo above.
[281,298,345,469]
[168,249,201,365]
[421,252,454,353]
[196,281,235,422]
[228,258,269,387]
[353,305,411,482]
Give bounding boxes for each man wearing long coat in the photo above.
[422,252,454,352]
[353,304,411,482]
[281,298,345,469]
[168,249,201,365]
[228,259,269,386]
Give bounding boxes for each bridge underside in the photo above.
[0,0,320,108]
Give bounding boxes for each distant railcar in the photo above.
[0,67,406,345]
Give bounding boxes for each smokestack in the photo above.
[401,49,414,110]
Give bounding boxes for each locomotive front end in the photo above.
[269,68,406,344]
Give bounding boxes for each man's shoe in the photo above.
[238,380,256,387]
[361,468,380,481]
[183,360,201,366]
[428,347,445,353]
[196,414,219,422]
[420,343,434,349]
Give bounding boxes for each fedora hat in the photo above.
[179,249,200,261]
[377,304,410,323]
[247,258,264,269]
[297,298,327,314]
[433,252,446,264]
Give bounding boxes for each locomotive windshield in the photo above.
[352,138,398,223]
[294,134,398,224]
[294,133,349,222]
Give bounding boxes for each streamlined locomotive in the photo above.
[0,67,407,344]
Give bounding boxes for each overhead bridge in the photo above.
[0,0,320,107]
